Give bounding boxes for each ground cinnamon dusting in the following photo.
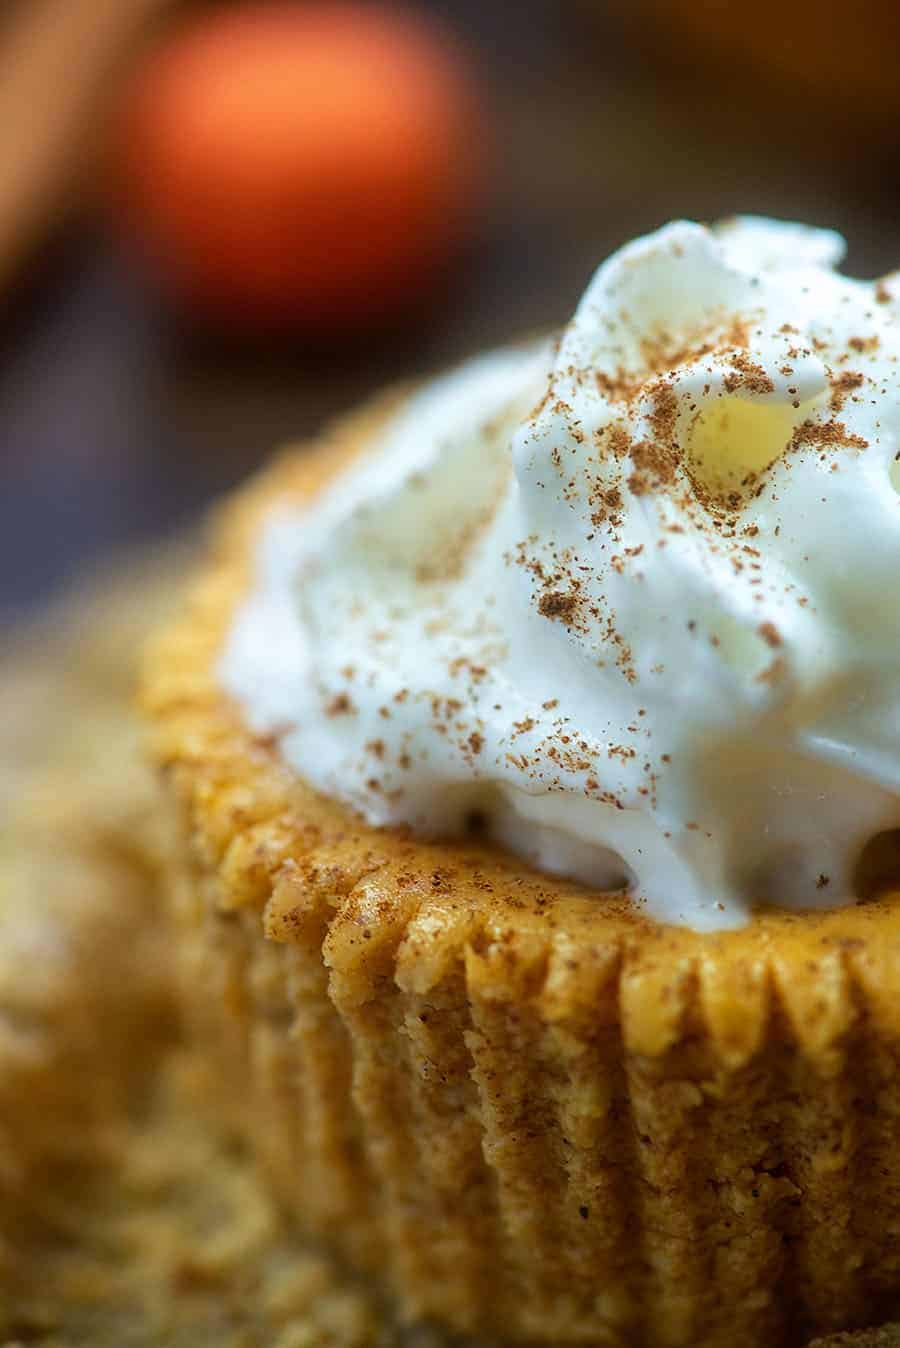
[596,369,639,402]
[829,370,864,412]
[590,484,624,529]
[607,426,631,459]
[647,382,679,446]
[722,351,775,395]
[627,385,679,496]
[538,590,579,621]
[791,418,869,451]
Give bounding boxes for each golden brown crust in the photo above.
[143,392,900,1347]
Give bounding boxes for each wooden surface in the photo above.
[2,0,899,616]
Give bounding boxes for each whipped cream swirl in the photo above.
[221,218,900,929]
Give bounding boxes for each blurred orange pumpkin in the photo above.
[115,2,484,329]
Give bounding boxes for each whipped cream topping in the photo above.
[220,218,900,930]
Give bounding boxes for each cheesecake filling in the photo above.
[221,217,900,930]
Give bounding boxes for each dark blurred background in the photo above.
[2,0,899,619]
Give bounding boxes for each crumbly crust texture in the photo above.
[144,395,900,1348]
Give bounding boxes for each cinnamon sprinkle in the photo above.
[829,370,864,412]
[538,590,579,621]
[722,351,775,396]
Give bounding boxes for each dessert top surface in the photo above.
[219,218,900,931]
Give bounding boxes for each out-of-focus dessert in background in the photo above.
[0,556,179,1286]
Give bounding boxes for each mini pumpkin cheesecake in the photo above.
[143,218,900,1348]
